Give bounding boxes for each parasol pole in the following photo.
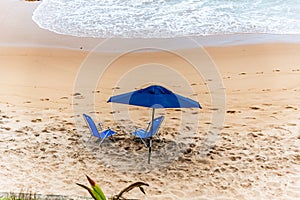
[148,107,155,164]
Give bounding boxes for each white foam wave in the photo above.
[32,0,300,38]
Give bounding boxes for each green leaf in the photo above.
[86,175,107,200]
[76,175,107,200]
[76,183,96,200]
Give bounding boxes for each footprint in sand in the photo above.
[239,72,247,75]
[92,90,100,93]
[1,126,11,131]
[285,105,297,110]
[64,122,74,126]
[40,98,50,101]
[72,92,84,99]
[273,69,280,72]
[72,92,81,96]
[31,119,42,123]
[249,106,260,110]
[226,110,236,114]
[256,71,264,74]
[42,128,50,133]
[262,89,271,92]
[20,126,34,132]
[292,69,300,72]
[50,116,59,119]
[262,103,272,106]
[1,115,11,119]
[245,116,256,119]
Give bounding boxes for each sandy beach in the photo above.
[0,1,300,199]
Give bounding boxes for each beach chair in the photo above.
[132,116,164,147]
[83,113,116,146]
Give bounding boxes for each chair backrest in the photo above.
[83,114,100,137]
[148,116,164,136]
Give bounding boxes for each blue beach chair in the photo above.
[83,113,116,146]
[132,116,164,147]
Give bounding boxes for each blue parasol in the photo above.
[107,85,202,163]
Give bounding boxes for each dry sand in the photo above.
[0,44,299,200]
[0,1,300,200]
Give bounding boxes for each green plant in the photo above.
[1,191,38,200]
[77,175,149,200]
[76,175,106,200]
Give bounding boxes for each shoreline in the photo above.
[1,0,300,52]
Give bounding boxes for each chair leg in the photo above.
[148,146,151,164]
[99,138,105,146]
[99,131,111,147]
[148,138,152,164]
[139,137,148,148]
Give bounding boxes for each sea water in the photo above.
[32,0,300,39]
